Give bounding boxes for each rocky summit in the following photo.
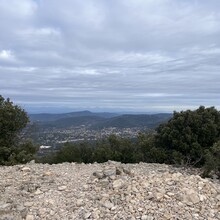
[0,161,220,220]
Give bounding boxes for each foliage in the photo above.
[137,133,167,163]
[55,142,82,163]
[39,135,136,164]
[0,95,37,165]
[155,106,220,166]
[203,140,220,178]
[39,133,168,165]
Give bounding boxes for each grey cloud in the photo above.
[0,0,220,112]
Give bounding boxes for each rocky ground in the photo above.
[0,161,220,220]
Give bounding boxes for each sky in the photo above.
[0,0,220,113]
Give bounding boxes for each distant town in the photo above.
[32,125,151,146]
[24,111,171,155]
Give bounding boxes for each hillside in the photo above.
[29,111,119,122]
[43,116,106,128]
[30,111,172,129]
[93,113,172,129]
[0,161,219,219]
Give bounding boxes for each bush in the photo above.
[137,133,167,163]
[203,140,220,178]
[44,133,167,165]
[0,95,37,165]
[155,106,220,166]
[43,135,140,164]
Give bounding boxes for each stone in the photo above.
[43,171,53,176]
[182,189,200,205]
[123,167,132,175]
[116,166,123,175]
[84,212,91,219]
[112,179,125,189]
[24,202,33,207]
[93,170,104,179]
[153,192,164,201]
[100,178,109,187]
[34,189,43,195]
[141,215,148,220]
[0,203,11,210]
[103,166,116,177]
[91,211,100,219]
[58,185,67,191]
[21,167,31,172]
[107,160,121,166]
[103,201,114,209]
[26,214,34,220]
[76,199,84,207]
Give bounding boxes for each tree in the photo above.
[155,106,220,166]
[0,95,36,165]
[137,132,167,163]
[54,142,82,163]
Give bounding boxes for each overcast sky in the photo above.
[0,0,220,113]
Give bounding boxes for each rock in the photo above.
[107,160,121,166]
[123,167,132,175]
[100,178,109,187]
[34,189,43,195]
[91,210,100,219]
[0,203,11,210]
[153,192,164,201]
[103,166,116,177]
[93,170,104,179]
[26,214,34,220]
[163,212,173,219]
[21,167,31,172]
[103,201,114,209]
[58,185,67,191]
[112,179,125,189]
[43,171,53,176]
[24,202,33,207]
[84,212,91,219]
[76,199,84,207]
[116,166,123,175]
[182,189,200,205]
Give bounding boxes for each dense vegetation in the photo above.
[38,134,161,164]
[0,95,37,165]
[155,106,220,166]
[1,94,219,178]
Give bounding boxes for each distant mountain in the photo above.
[31,111,172,130]
[29,111,120,122]
[93,113,172,129]
[43,116,106,128]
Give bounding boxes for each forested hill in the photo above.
[29,111,119,122]
[29,111,172,129]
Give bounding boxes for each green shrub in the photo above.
[203,140,220,178]
[0,95,37,165]
[137,133,167,163]
[156,106,220,166]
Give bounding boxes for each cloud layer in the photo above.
[0,0,220,112]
